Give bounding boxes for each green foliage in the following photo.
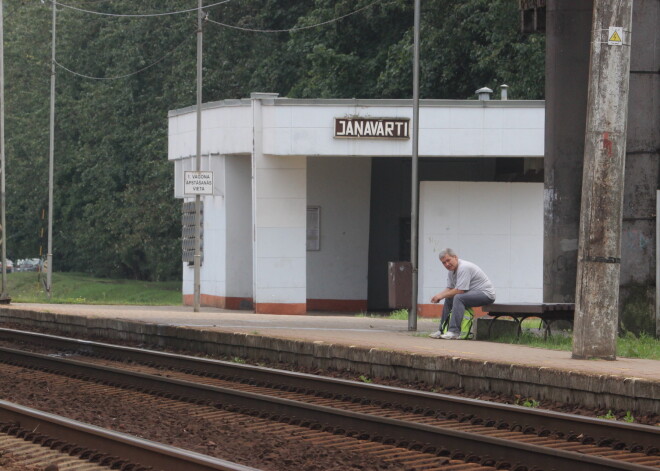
[358,375,372,383]
[619,284,655,335]
[3,1,545,281]
[597,410,616,420]
[6,271,181,305]
[355,309,420,320]
[388,309,409,320]
[490,330,660,360]
[514,396,540,408]
[521,319,543,329]
[491,331,573,350]
[617,332,660,360]
[596,410,634,423]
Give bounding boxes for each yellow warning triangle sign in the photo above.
[609,31,622,42]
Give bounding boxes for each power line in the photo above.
[50,0,388,80]
[51,0,233,18]
[206,0,385,33]
[54,30,195,80]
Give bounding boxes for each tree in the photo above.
[2,0,544,281]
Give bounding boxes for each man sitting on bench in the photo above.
[430,248,496,340]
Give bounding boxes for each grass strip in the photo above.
[4,272,181,305]
[488,330,660,360]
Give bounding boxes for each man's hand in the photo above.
[431,293,444,304]
[431,288,465,303]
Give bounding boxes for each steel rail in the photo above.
[1,327,657,452]
[0,345,657,471]
[0,399,258,471]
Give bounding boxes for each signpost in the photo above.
[184,171,213,196]
[193,0,203,312]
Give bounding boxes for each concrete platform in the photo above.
[0,303,658,414]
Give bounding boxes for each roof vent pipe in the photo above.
[500,84,509,100]
[475,87,493,101]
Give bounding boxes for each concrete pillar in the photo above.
[573,0,633,360]
[182,154,227,308]
[543,0,593,303]
[225,155,253,309]
[251,93,307,314]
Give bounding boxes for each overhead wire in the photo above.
[47,0,387,80]
[54,29,197,80]
[55,0,120,4]
[206,0,385,33]
[50,0,233,18]
[47,0,203,80]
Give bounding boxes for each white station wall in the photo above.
[419,181,543,304]
[169,99,544,160]
[181,155,227,298]
[225,155,252,299]
[261,103,543,158]
[181,154,252,301]
[307,158,371,301]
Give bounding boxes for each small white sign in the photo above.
[184,171,213,195]
[307,206,320,251]
[608,27,623,46]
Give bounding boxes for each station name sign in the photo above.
[334,117,410,139]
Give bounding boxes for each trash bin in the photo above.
[388,261,412,309]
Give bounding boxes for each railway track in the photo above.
[0,327,658,471]
[0,399,258,471]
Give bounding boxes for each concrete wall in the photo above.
[619,0,659,335]
[178,155,227,304]
[307,158,371,310]
[419,182,543,311]
[178,155,253,308]
[169,99,544,159]
[252,97,308,314]
[225,156,253,306]
[252,154,307,314]
[168,103,253,159]
[543,0,592,303]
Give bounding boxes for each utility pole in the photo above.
[408,0,420,331]
[46,0,56,297]
[573,0,633,360]
[193,0,203,312]
[0,0,7,300]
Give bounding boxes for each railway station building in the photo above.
[168,91,545,315]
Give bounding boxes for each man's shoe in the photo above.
[429,331,443,339]
[440,332,460,340]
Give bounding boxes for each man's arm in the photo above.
[431,288,465,304]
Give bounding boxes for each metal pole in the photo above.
[0,0,7,298]
[408,0,420,331]
[46,0,56,297]
[193,0,203,312]
[573,0,633,360]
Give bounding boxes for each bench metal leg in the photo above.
[514,317,523,338]
[542,319,552,339]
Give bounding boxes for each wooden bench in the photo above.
[481,302,575,338]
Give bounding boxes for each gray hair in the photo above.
[438,248,457,259]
